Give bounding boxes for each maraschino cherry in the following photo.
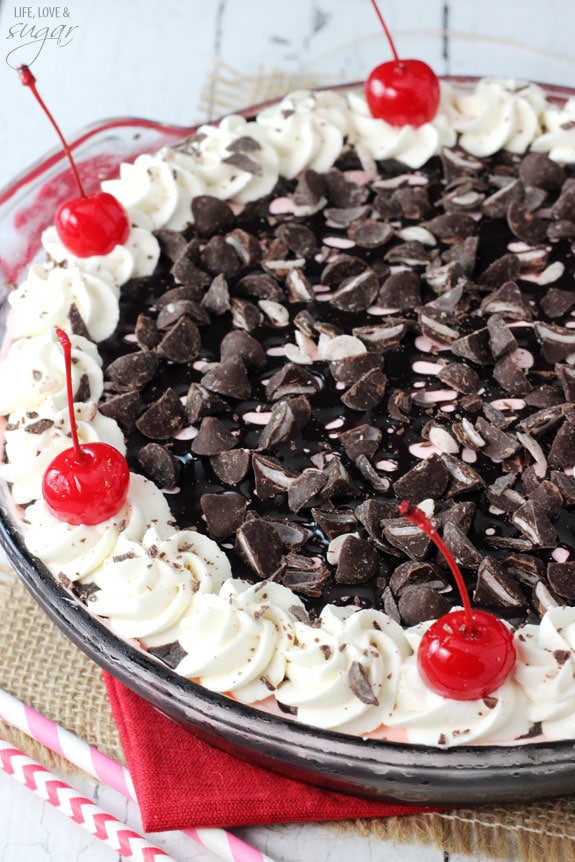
[42,329,130,526]
[399,501,516,700]
[19,65,130,258]
[366,0,440,127]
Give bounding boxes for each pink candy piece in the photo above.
[552,547,570,563]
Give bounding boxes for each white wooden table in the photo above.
[0,0,572,858]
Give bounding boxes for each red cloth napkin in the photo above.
[104,672,437,833]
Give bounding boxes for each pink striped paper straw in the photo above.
[0,687,275,862]
[0,736,175,862]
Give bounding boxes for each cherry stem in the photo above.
[369,0,400,65]
[18,65,86,199]
[55,328,84,463]
[399,501,474,627]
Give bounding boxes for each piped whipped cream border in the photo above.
[2,78,575,748]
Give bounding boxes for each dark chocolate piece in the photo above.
[335,535,381,585]
[137,443,180,489]
[191,416,237,456]
[135,389,185,440]
[201,492,247,540]
[107,352,159,391]
[210,448,251,485]
[235,519,284,579]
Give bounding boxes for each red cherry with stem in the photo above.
[366,0,440,127]
[18,65,130,258]
[398,501,516,700]
[42,329,130,526]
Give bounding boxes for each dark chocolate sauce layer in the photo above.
[95,147,575,631]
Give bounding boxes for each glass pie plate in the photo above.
[2,86,575,807]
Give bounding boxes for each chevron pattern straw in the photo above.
[0,737,174,861]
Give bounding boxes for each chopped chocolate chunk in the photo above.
[541,288,575,319]
[258,400,303,451]
[511,500,557,548]
[493,354,532,395]
[339,424,382,461]
[474,557,526,608]
[437,362,481,394]
[507,198,548,243]
[325,168,369,208]
[353,322,408,351]
[557,364,575,402]
[138,442,180,489]
[389,560,449,596]
[171,256,211,290]
[68,303,91,339]
[398,587,451,625]
[393,454,449,503]
[487,314,518,360]
[312,508,358,540]
[482,179,522,218]
[276,223,318,258]
[154,228,188,261]
[201,273,231,315]
[441,454,485,496]
[378,271,421,310]
[392,186,432,220]
[99,391,141,433]
[504,554,544,587]
[293,169,326,208]
[201,234,243,278]
[348,662,379,706]
[235,519,283,579]
[210,448,251,485]
[443,522,482,568]
[324,205,370,227]
[252,454,297,500]
[265,519,310,548]
[319,455,359,500]
[354,454,390,491]
[549,419,575,468]
[330,269,380,312]
[528,480,563,521]
[237,273,283,302]
[534,321,575,363]
[341,368,387,411]
[321,254,368,287]
[265,364,321,401]
[426,212,477,243]
[288,468,327,512]
[532,580,561,617]
[479,254,521,288]
[347,219,393,249]
[191,416,237,456]
[135,388,185,440]
[552,184,575,220]
[201,361,252,400]
[157,316,201,364]
[474,418,520,462]
[335,535,381,585]
[191,195,235,236]
[220,330,267,370]
[519,152,565,190]
[281,553,329,596]
[547,562,575,600]
[230,297,263,332]
[286,268,314,303]
[157,299,204,330]
[201,492,247,540]
[135,314,161,350]
[486,474,525,513]
[382,518,431,560]
[480,280,532,321]
[551,470,575,505]
[450,328,492,365]
[107,352,159,391]
[185,383,226,424]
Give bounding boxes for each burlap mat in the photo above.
[1,61,575,862]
